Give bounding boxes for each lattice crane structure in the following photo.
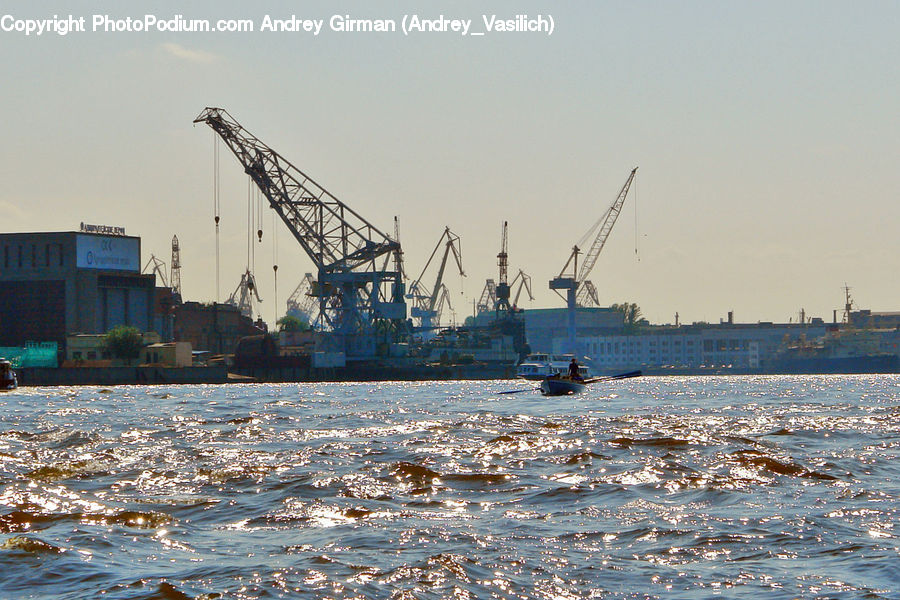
[194,107,407,358]
[406,227,464,332]
[170,235,182,299]
[494,221,511,316]
[549,167,637,353]
[476,279,497,316]
[285,273,319,326]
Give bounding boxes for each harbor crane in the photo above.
[194,107,406,358]
[511,269,534,307]
[407,227,464,331]
[285,273,319,326]
[476,279,497,316]
[227,268,262,320]
[142,255,168,288]
[494,221,512,316]
[549,167,637,353]
[170,235,182,299]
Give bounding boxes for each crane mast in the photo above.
[549,167,637,353]
[170,235,182,299]
[194,107,406,358]
[494,221,511,316]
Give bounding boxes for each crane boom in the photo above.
[407,227,464,330]
[549,167,638,354]
[577,167,637,283]
[193,107,398,273]
[511,270,533,306]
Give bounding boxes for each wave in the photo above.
[1,535,64,554]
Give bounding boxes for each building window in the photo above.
[45,244,51,267]
[58,243,64,266]
[31,244,36,269]
[18,245,22,268]
[3,246,7,268]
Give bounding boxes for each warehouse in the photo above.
[0,229,155,348]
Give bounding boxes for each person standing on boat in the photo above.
[568,358,582,381]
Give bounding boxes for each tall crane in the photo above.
[194,107,406,358]
[494,221,511,316]
[407,227,464,331]
[549,167,637,353]
[170,235,182,299]
[391,216,407,282]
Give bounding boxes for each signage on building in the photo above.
[80,222,126,236]
[76,234,139,272]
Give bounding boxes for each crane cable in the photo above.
[213,133,221,303]
[272,208,278,326]
[634,177,640,262]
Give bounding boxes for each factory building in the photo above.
[522,307,624,352]
[572,321,870,372]
[0,230,155,348]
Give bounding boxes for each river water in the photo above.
[1,376,898,599]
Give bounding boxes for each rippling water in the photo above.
[1,376,899,599]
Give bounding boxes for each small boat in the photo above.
[538,369,643,396]
[0,359,17,391]
[517,353,589,381]
[540,375,585,396]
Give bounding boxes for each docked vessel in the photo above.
[517,353,589,380]
[1,359,17,391]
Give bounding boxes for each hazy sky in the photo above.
[2,1,898,326]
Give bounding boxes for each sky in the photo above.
[2,1,898,327]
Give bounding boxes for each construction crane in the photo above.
[170,235,182,299]
[407,227,464,331]
[227,268,262,319]
[142,254,168,288]
[549,167,637,353]
[194,107,406,358]
[494,221,511,316]
[511,269,534,307]
[285,273,319,325]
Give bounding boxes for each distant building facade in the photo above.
[570,321,900,372]
[518,307,624,352]
[174,301,264,355]
[0,231,154,348]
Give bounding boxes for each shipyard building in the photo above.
[0,231,154,348]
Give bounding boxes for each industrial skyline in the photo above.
[2,1,898,326]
